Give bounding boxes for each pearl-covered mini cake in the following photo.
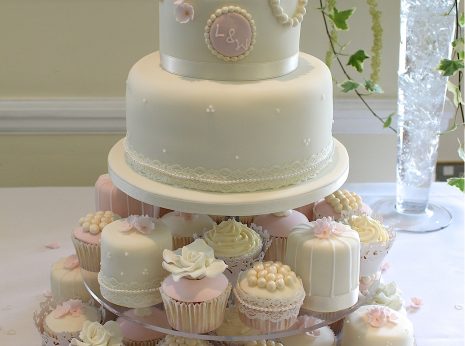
[233,261,305,332]
[313,190,372,221]
[285,218,360,312]
[340,305,414,346]
[50,255,90,304]
[161,211,216,249]
[98,216,172,308]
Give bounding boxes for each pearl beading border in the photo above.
[269,0,308,27]
[204,6,257,62]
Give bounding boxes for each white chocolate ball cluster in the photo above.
[245,341,283,346]
[325,189,362,213]
[247,261,298,292]
[79,211,119,235]
[159,335,210,345]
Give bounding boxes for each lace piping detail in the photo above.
[124,139,334,193]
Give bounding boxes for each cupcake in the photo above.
[50,254,90,303]
[313,189,372,221]
[203,219,263,276]
[95,173,159,217]
[233,261,305,333]
[281,325,336,345]
[161,211,216,250]
[72,211,120,292]
[160,239,231,333]
[116,307,170,346]
[210,215,255,225]
[253,210,308,262]
[43,299,100,340]
[157,335,212,346]
[99,216,172,308]
[343,214,395,293]
[214,307,259,344]
[340,305,414,346]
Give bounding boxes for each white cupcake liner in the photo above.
[33,296,102,346]
[172,236,194,250]
[263,236,287,263]
[72,236,100,272]
[359,228,396,277]
[160,284,231,333]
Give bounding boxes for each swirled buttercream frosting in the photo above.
[346,215,389,243]
[203,219,262,258]
[162,239,227,281]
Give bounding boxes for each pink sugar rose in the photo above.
[364,307,398,328]
[313,217,345,239]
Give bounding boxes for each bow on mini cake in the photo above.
[120,215,155,235]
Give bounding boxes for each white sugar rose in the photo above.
[70,321,123,346]
[162,238,227,281]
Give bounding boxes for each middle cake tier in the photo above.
[125,52,333,193]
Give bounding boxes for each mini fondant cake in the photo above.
[253,210,308,262]
[50,254,90,303]
[233,261,305,333]
[340,305,414,346]
[95,174,158,217]
[98,216,172,308]
[161,211,216,249]
[43,299,100,339]
[160,239,231,333]
[285,218,360,312]
[313,190,371,221]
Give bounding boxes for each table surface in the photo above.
[0,183,463,346]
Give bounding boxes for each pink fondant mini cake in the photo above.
[95,173,159,217]
[253,210,308,262]
[313,189,372,221]
[161,211,216,250]
[160,239,231,333]
[116,307,170,346]
[294,203,315,221]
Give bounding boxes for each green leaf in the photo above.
[364,80,384,94]
[437,59,464,76]
[347,50,370,73]
[383,112,395,128]
[459,12,464,27]
[327,7,355,31]
[447,177,464,192]
[447,81,464,107]
[339,80,360,93]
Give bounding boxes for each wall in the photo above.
[0,0,461,186]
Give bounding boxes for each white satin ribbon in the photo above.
[160,53,299,81]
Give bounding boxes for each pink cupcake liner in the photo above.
[172,236,194,250]
[71,236,100,272]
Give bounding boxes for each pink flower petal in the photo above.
[409,297,423,309]
[381,262,390,273]
[45,242,61,249]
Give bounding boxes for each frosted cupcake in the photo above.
[203,219,263,273]
[160,239,231,333]
[161,211,216,250]
[253,210,308,262]
[50,254,90,303]
[116,307,170,346]
[281,325,336,346]
[343,214,394,293]
[233,261,305,333]
[340,305,414,346]
[157,335,212,346]
[43,299,100,340]
[210,215,255,225]
[313,189,372,221]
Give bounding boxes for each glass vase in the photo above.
[373,0,455,232]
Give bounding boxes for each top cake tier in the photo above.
[159,0,307,81]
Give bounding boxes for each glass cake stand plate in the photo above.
[84,281,374,343]
[108,138,349,216]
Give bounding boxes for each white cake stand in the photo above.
[108,138,349,216]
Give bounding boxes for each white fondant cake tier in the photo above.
[160,0,306,80]
[125,52,333,193]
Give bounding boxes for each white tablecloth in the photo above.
[0,183,463,346]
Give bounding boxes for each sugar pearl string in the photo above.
[79,211,117,234]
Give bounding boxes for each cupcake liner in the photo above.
[263,236,287,263]
[359,228,396,277]
[72,236,101,272]
[160,284,231,333]
[238,311,298,333]
[210,215,255,226]
[172,236,194,250]
[33,296,102,346]
[123,337,162,346]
